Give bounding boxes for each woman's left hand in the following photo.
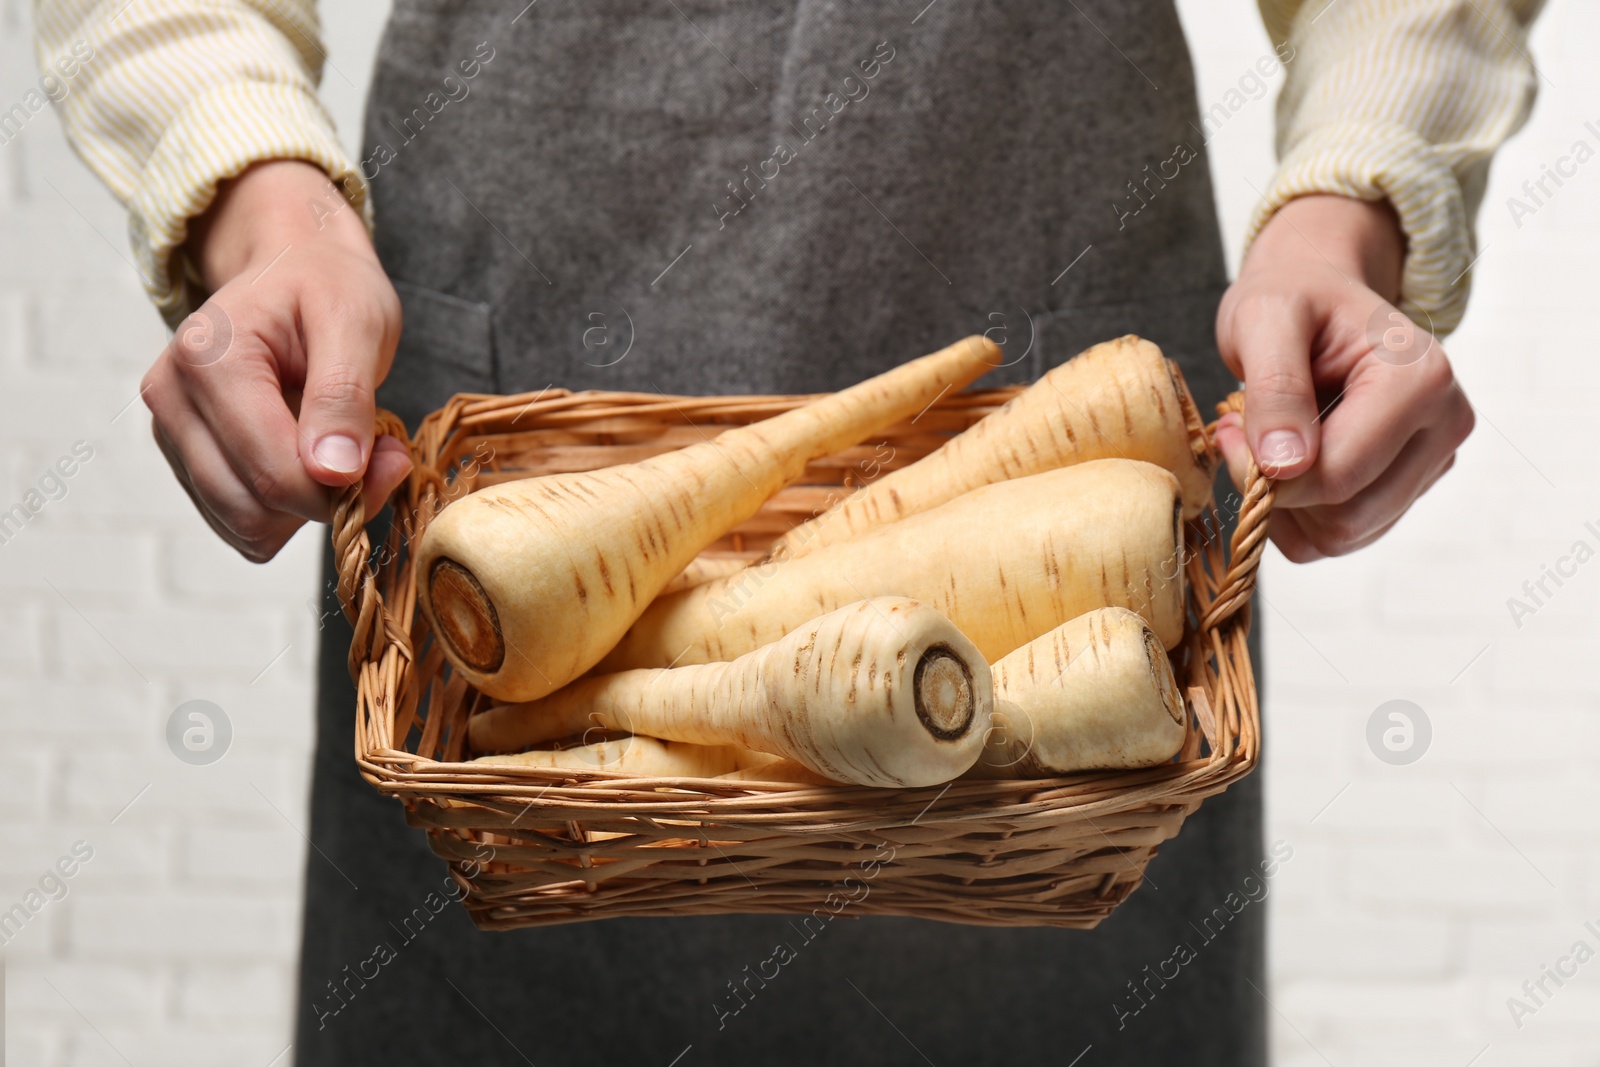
[1214,194,1476,563]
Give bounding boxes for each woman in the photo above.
[38,0,1535,1061]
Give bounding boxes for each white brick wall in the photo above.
[2,2,1594,1064]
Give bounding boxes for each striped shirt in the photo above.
[34,0,1542,333]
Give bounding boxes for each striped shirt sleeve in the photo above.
[1253,0,1545,334]
[33,0,369,328]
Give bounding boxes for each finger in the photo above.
[1295,446,1458,558]
[171,331,336,525]
[362,434,414,509]
[1213,412,1250,493]
[1266,510,1325,564]
[146,356,276,546]
[1221,292,1321,480]
[1273,348,1467,510]
[1293,427,1456,553]
[1269,503,1410,564]
[152,397,307,561]
[296,290,397,487]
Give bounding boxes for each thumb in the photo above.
[1229,303,1320,480]
[297,305,389,487]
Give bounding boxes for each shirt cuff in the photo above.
[128,81,372,329]
[1244,119,1472,336]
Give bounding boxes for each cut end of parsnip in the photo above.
[1142,626,1184,727]
[429,557,506,673]
[1165,357,1217,479]
[914,645,977,740]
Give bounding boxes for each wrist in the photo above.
[1245,194,1406,304]
[187,159,373,292]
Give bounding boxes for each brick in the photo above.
[1381,487,1508,557]
[1276,979,1470,1030]
[44,442,203,524]
[1422,708,1600,771]
[0,531,158,598]
[66,895,296,959]
[0,382,130,445]
[1343,846,1577,914]
[0,216,158,290]
[1297,779,1470,840]
[0,826,167,894]
[1482,977,1600,1035]
[1258,552,1376,618]
[62,828,172,891]
[1260,694,1368,776]
[0,290,25,370]
[0,748,53,819]
[0,599,47,673]
[1250,838,1336,915]
[1475,781,1600,843]
[51,606,280,675]
[186,677,316,750]
[62,1027,290,1067]
[0,904,64,960]
[175,964,295,1022]
[1268,1031,1499,1067]
[62,750,300,823]
[4,1021,62,1067]
[1255,609,1359,687]
[161,527,323,604]
[9,962,167,1021]
[0,678,154,742]
[1271,916,1460,980]
[1490,632,1600,695]
[32,283,167,371]
[181,825,304,885]
[1377,547,1527,626]
[1465,918,1600,977]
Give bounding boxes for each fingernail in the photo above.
[1257,429,1305,468]
[312,434,363,474]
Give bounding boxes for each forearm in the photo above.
[1242,195,1404,304]
[188,161,375,293]
[1253,0,1543,334]
[34,0,369,326]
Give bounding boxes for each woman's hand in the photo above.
[140,160,411,562]
[1214,194,1475,563]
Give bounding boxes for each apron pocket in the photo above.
[378,280,497,433]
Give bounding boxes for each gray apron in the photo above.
[299,2,1264,1063]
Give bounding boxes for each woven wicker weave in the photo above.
[331,385,1271,931]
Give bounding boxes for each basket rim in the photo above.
[332,382,1270,830]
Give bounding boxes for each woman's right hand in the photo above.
[141,160,413,562]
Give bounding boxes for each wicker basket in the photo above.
[331,384,1271,931]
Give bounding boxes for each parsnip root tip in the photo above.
[429,557,505,673]
[914,644,977,740]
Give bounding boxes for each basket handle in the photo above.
[331,408,415,681]
[1198,391,1275,632]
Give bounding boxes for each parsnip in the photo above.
[471,598,992,788]
[716,760,834,785]
[659,556,749,595]
[966,607,1186,778]
[767,335,1214,563]
[418,335,1001,702]
[601,459,1185,675]
[472,736,780,778]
